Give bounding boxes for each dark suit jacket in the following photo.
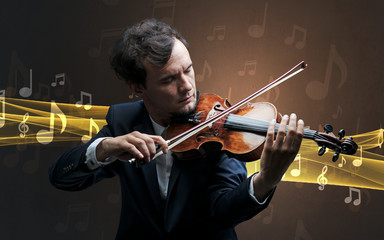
[49,100,273,239]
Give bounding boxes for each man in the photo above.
[49,18,304,239]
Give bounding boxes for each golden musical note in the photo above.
[352,145,363,167]
[0,89,5,128]
[378,128,383,148]
[51,73,65,87]
[207,25,226,41]
[152,0,176,25]
[306,44,347,100]
[344,187,361,206]
[248,2,268,38]
[19,69,32,98]
[338,156,347,168]
[18,112,29,138]
[36,101,67,144]
[317,165,328,191]
[196,60,212,82]
[75,91,92,110]
[284,24,307,49]
[81,118,100,143]
[238,60,257,76]
[290,154,301,177]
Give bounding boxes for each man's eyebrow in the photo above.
[159,63,193,81]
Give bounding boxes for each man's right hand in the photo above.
[96,131,168,163]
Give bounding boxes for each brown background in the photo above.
[1,0,384,239]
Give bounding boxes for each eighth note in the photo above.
[238,60,257,76]
[284,24,307,49]
[344,187,361,206]
[82,118,100,143]
[51,73,65,87]
[36,101,67,144]
[196,60,212,82]
[207,25,226,41]
[338,156,347,168]
[75,91,92,110]
[305,44,347,100]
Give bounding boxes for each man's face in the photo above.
[135,39,197,126]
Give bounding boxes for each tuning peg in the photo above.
[323,124,333,134]
[338,129,345,140]
[332,151,340,162]
[318,146,326,156]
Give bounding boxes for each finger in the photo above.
[292,119,304,150]
[151,135,169,154]
[129,135,155,163]
[265,118,276,148]
[284,113,298,147]
[275,115,289,147]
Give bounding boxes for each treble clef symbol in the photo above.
[317,165,328,191]
[19,112,30,138]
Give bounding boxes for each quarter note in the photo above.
[352,145,363,167]
[248,2,268,38]
[19,69,33,98]
[290,154,301,177]
[36,101,67,144]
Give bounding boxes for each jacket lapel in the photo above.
[133,113,163,215]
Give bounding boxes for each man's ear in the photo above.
[128,82,144,97]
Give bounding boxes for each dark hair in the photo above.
[110,18,188,86]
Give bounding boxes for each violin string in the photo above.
[225,114,332,142]
[167,61,307,151]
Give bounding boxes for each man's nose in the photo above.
[178,74,193,92]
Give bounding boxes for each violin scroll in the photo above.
[315,124,358,162]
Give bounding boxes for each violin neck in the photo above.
[224,114,317,140]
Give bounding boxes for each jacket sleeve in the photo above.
[49,107,118,191]
[208,153,275,227]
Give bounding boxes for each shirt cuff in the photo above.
[85,137,117,170]
[248,173,271,205]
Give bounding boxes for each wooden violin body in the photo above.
[166,93,358,162]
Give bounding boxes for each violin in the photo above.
[166,93,358,162]
[128,61,358,166]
